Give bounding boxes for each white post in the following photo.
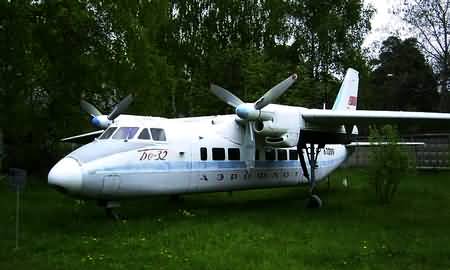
[15,189,20,250]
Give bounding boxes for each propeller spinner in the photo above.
[81,94,133,129]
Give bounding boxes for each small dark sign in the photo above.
[8,168,27,191]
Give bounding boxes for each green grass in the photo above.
[1,169,450,269]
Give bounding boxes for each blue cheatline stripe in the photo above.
[95,159,342,174]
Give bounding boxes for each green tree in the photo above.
[0,0,375,175]
[364,36,438,112]
[397,0,450,112]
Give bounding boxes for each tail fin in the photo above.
[332,68,359,111]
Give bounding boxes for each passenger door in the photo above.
[102,174,121,195]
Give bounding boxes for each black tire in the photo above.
[306,194,322,208]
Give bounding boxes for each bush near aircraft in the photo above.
[368,125,414,204]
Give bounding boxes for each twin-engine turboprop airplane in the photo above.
[49,68,450,216]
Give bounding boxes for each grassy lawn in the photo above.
[1,169,450,269]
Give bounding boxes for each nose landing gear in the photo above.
[98,201,123,221]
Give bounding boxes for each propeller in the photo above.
[210,74,298,167]
[211,74,297,119]
[210,84,244,108]
[254,74,298,110]
[81,100,102,117]
[108,94,133,121]
[80,94,133,129]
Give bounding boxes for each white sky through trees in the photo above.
[363,0,408,51]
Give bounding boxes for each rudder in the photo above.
[332,68,359,111]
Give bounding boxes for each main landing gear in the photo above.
[298,143,325,208]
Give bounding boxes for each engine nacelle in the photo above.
[264,133,299,148]
[254,120,287,136]
[254,120,299,147]
[236,103,273,121]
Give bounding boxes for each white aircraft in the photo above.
[48,68,450,217]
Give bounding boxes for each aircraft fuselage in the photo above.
[48,112,348,199]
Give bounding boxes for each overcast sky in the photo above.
[363,0,408,50]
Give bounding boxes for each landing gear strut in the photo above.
[298,143,325,208]
[98,201,123,220]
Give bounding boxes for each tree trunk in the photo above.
[171,88,177,117]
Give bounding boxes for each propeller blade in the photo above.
[254,74,298,110]
[108,94,133,120]
[81,100,102,117]
[243,122,256,168]
[210,84,244,108]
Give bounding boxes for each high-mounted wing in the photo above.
[296,68,450,150]
[61,130,104,144]
[302,109,450,127]
[301,68,450,133]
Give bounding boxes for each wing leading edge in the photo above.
[61,130,104,143]
[302,109,450,127]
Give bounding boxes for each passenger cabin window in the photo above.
[138,128,151,140]
[255,150,260,161]
[112,127,139,140]
[277,149,287,160]
[289,150,298,160]
[151,128,166,141]
[228,148,240,160]
[265,149,276,161]
[99,127,117,139]
[212,148,225,160]
[200,147,207,161]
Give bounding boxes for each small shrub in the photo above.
[368,125,414,204]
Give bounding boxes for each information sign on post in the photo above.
[8,168,27,250]
[8,168,27,191]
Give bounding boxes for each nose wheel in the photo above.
[98,201,124,221]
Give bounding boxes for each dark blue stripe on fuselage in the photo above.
[96,159,341,174]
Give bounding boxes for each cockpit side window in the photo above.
[99,127,117,140]
[150,128,167,141]
[138,128,151,140]
[112,127,139,140]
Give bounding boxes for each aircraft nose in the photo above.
[48,158,83,193]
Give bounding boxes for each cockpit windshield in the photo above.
[98,127,117,140]
[150,128,167,141]
[98,126,165,141]
[111,127,139,140]
[138,128,151,140]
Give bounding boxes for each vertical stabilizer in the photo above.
[332,68,359,111]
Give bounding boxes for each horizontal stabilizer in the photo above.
[61,130,104,143]
[347,142,425,147]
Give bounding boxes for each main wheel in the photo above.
[306,194,322,208]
